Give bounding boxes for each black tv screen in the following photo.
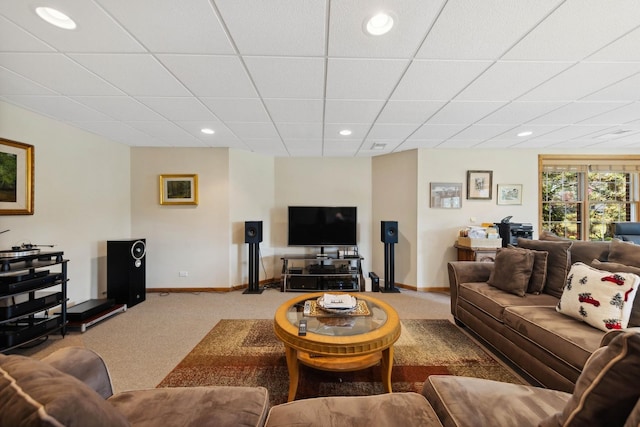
[288,206,357,246]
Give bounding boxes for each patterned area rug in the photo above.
[158,319,523,406]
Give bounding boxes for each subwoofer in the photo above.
[245,221,263,244]
[107,239,146,308]
[381,221,398,244]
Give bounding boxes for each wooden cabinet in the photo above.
[455,244,497,262]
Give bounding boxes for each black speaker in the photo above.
[245,221,263,244]
[107,239,146,308]
[381,221,398,244]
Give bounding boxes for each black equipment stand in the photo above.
[381,242,400,293]
[244,242,263,294]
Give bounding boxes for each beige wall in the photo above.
[130,147,231,289]
[273,157,373,274]
[0,101,131,304]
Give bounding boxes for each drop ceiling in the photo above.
[2,0,640,157]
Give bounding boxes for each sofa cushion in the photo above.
[608,238,640,267]
[517,239,572,298]
[592,259,640,328]
[487,247,535,297]
[508,245,549,294]
[539,331,640,427]
[0,354,129,427]
[110,386,269,427]
[568,240,610,266]
[556,262,640,332]
[503,306,604,373]
[265,393,442,427]
[422,375,570,427]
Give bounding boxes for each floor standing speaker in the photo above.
[107,239,146,307]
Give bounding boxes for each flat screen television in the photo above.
[288,206,357,246]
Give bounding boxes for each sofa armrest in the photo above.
[41,346,114,399]
[447,261,494,318]
[600,327,640,347]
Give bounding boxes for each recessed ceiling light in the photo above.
[365,12,394,36]
[35,7,76,30]
[201,128,215,135]
[517,131,533,137]
[339,129,352,136]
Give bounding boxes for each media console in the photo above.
[280,254,363,292]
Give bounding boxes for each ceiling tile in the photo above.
[244,57,324,99]
[71,54,190,96]
[367,123,420,140]
[125,121,202,146]
[225,122,280,139]
[526,125,614,142]
[0,16,54,52]
[518,62,640,102]
[417,0,564,60]
[323,123,370,140]
[450,124,517,141]
[582,73,640,102]
[391,60,492,100]
[0,0,144,52]
[456,61,572,101]
[136,97,219,121]
[527,102,630,125]
[71,121,162,146]
[588,26,640,61]
[215,0,326,56]
[173,121,240,144]
[328,0,445,59]
[409,124,467,140]
[158,55,257,97]
[0,53,122,96]
[276,123,323,140]
[324,100,386,123]
[503,0,640,61]
[326,58,409,99]
[377,100,446,124]
[478,101,568,125]
[426,101,507,124]
[72,96,163,121]
[200,98,269,122]
[263,99,323,122]
[0,67,56,95]
[98,0,233,54]
[4,95,113,122]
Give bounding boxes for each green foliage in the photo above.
[0,153,17,191]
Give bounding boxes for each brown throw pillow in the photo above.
[539,331,640,427]
[539,230,568,241]
[592,259,640,328]
[516,239,572,298]
[0,354,129,427]
[487,247,534,297]
[507,245,548,294]
[608,238,640,267]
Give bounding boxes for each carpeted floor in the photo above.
[158,318,523,406]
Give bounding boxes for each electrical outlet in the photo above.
[470,217,477,223]
[179,271,188,277]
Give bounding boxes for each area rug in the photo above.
[158,319,523,406]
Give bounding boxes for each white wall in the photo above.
[0,101,131,304]
[229,150,275,285]
[130,147,231,289]
[273,157,373,273]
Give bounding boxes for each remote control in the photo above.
[298,319,307,336]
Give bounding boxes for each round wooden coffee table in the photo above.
[273,292,401,402]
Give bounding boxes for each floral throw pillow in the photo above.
[557,262,640,332]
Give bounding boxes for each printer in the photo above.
[494,216,533,247]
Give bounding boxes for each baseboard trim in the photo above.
[148,278,279,294]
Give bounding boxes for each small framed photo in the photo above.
[159,174,198,205]
[430,182,462,209]
[0,138,34,215]
[467,170,493,200]
[497,184,523,205]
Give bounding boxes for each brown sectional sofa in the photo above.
[448,236,640,392]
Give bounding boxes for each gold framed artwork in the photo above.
[467,170,493,200]
[430,182,462,209]
[159,174,198,205]
[497,184,523,205]
[0,138,34,215]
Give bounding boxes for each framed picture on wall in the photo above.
[159,174,199,205]
[497,184,523,205]
[0,138,34,215]
[430,182,462,209]
[467,170,493,200]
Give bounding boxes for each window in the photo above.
[540,155,640,241]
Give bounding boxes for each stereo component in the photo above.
[107,239,146,308]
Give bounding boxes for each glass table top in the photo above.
[285,295,388,337]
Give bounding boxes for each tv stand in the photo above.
[280,253,363,292]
